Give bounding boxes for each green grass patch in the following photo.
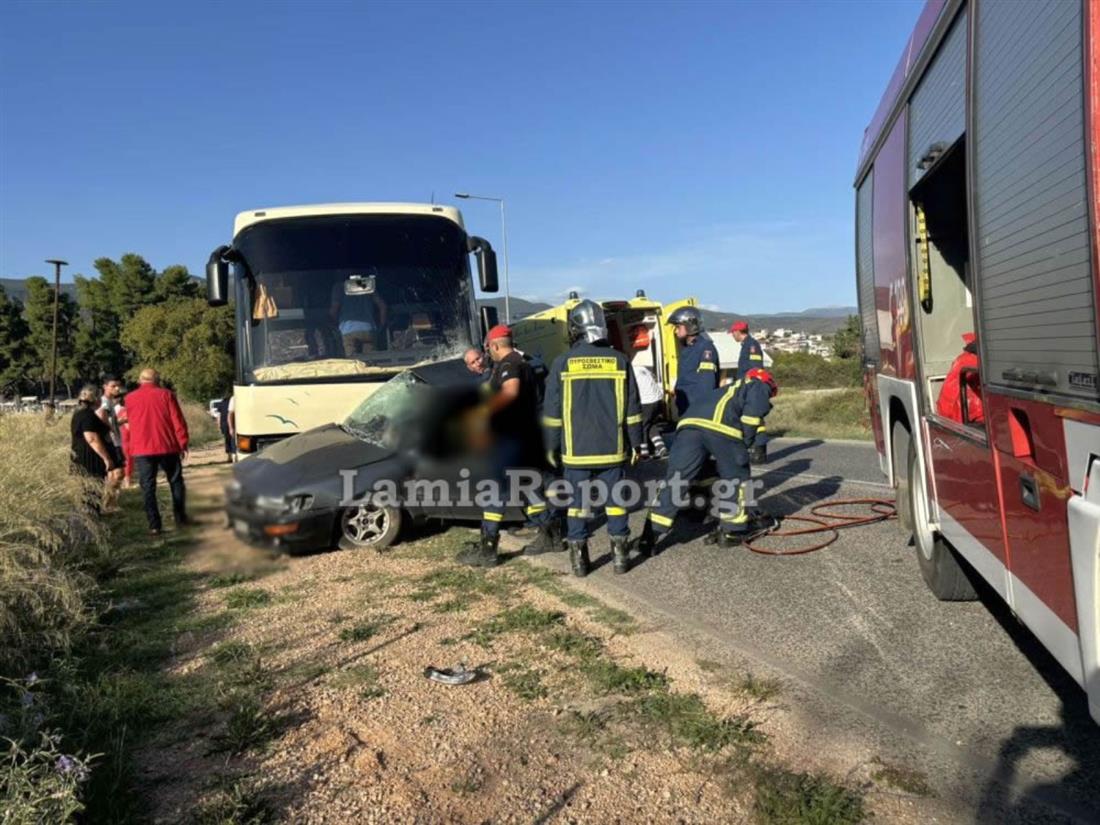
[498,664,547,701]
[870,759,933,797]
[512,560,637,633]
[544,628,604,662]
[195,774,274,824]
[752,764,865,825]
[628,692,763,752]
[224,587,273,610]
[469,605,565,646]
[330,664,385,699]
[213,692,276,754]
[338,615,393,643]
[737,673,782,702]
[582,660,668,695]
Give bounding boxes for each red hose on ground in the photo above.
[743,498,897,556]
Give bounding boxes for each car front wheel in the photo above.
[338,503,402,551]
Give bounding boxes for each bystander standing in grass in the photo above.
[125,368,191,536]
[96,375,126,511]
[70,385,117,511]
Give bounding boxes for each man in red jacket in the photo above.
[936,333,984,425]
[126,368,191,535]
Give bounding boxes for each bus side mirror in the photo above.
[480,304,499,338]
[468,236,499,293]
[206,246,230,306]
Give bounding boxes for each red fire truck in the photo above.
[856,0,1100,722]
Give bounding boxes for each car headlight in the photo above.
[288,494,314,514]
[254,494,289,513]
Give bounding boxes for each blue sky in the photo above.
[0,0,922,314]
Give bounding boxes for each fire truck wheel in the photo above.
[338,503,402,551]
[892,421,914,533]
[907,438,977,601]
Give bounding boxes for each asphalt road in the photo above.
[514,437,1100,824]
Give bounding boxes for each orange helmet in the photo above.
[746,368,778,397]
[629,324,651,349]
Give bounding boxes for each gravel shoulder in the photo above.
[128,456,951,824]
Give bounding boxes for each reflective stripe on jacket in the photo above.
[543,340,642,467]
[676,375,772,446]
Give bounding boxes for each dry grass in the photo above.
[765,388,872,441]
[180,401,222,447]
[0,414,107,674]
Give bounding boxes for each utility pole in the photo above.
[44,259,67,418]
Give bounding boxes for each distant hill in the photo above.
[474,296,856,335]
[699,307,857,336]
[5,277,851,335]
[1,277,78,304]
[476,296,553,322]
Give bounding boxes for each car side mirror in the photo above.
[468,236,499,293]
[480,305,499,338]
[206,246,230,307]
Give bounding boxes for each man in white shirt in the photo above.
[631,363,668,459]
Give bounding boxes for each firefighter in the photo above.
[543,300,643,576]
[668,306,718,416]
[457,325,553,567]
[636,368,777,554]
[730,320,769,463]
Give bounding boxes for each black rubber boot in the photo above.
[567,539,590,577]
[751,444,767,464]
[610,534,630,574]
[634,520,656,557]
[522,518,563,556]
[456,531,500,567]
[703,528,744,548]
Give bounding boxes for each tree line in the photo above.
[0,253,233,402]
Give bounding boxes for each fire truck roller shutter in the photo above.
[855,172,878,365]
[973,0,1099,403]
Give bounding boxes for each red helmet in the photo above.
[629,324,651,349]
[730,320,750,334]
[746,367,777,397]
[486,324,512,343]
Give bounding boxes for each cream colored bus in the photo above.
[206,202,498,454]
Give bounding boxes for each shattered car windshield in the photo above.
[342,371,422,446]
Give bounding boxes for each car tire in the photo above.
[892,421,913,534]
[338,503,402,551]
[907,437,976,601]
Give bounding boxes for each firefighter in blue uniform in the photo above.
[636,368,777,553]
[543,300,643,577]
[730,320,769,464]
[668,306,718,416]
[457,325,551,567]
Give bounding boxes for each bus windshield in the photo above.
[233,214,477,383]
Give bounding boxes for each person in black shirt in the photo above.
[71,385,118,512]
[457,325,553,567]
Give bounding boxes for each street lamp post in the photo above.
[455,192,511,324]
[44,258,68,416]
